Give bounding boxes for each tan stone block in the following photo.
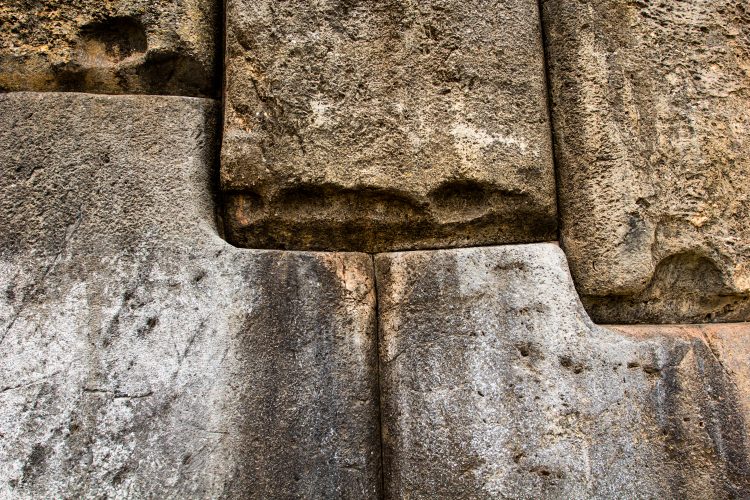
[543,0,750,322]
[0,0,218,96]
[222,0,557,251]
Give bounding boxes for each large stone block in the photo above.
[376,244,750,498]
[0,93,380,498]
[0,0,218,96]
[221,0,557,251]
[542,0,750,323]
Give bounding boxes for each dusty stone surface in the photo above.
[222,0,556,252]
[376,244,750,498]
[0,0,218,96]
[0,93,380,498]
[542,0,750,323]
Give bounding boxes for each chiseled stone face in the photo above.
[0,93,381,498]
[543,0,750,323]
[222,0,557,252]
[376,244,750,498]
[0,0,218,96]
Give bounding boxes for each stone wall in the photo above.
[1,1,748,498]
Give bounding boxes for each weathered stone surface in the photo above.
[0,0,218,96]
[608,323,750,441]
[222,0,557,252]
[542,0,750,323]
[376,244,750,498]
[0,93,380,498]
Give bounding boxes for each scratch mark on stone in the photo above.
[1,206,83,345]
[1,371,61,393]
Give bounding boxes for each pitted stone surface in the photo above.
[376,244,750,498]
[0,93,380,498]
[542,0,750,323]
[0,0,218,96]
[221,0,556,252]
[608,323,750,442]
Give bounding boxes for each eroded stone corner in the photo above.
[0,0,220,96]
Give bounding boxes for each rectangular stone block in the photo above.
[0,93,381,498]
[376,244,750,498]
[0,0,219,96]
[542,0,750,322]
[222,0,557,251]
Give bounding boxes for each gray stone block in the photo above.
[0,92,381,498]
[376,244,750,498]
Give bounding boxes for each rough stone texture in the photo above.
[0,93,381,498]
[608,323,750,442]
[376,244,750,498]
[0,0,218,96]
[222,0,556,252]
[542,0,750,323]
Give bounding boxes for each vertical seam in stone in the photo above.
[214,0,228,241]
[536,0,562,244]
[371,253,387,500]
